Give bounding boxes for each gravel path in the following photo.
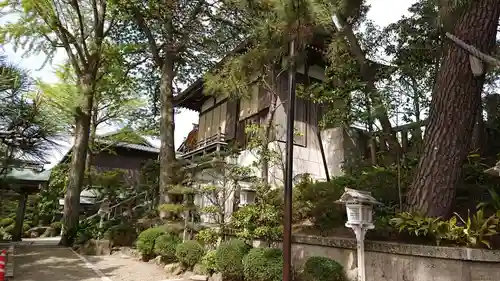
[84,252,174,281]
[14,245,103,281]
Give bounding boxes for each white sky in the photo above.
[1,0,414,168]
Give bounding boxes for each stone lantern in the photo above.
[336,188,380,281]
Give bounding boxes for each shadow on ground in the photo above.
[14,245,120,281]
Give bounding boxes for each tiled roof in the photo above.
[6,168,52,182]
[99,140,160,153]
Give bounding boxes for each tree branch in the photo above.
[71,0,91,60]
[131,7,163,67]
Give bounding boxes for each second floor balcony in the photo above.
[177,126,229,160]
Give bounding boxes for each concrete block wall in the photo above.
[267,235,500,281]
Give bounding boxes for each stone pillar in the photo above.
[12,192,28,241]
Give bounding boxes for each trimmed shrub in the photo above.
[136,227,165,260]
[201,250,217,274]
[302,256,345,281]
[50,221,63,234]
[154,233,182,262]
[196,228,218,248]
[159,223,185,236]
[0,218,14,227]
[175,240,204,269]
[106,224,138,247]
[215,239,252,281]
[243,247,283,281]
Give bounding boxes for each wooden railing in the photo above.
[177,129,228,158]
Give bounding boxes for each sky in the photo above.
[1,0,415,168]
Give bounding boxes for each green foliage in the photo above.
[50,221,62,234]
[175,240,205,269]
[391,206,500,248]
[294,166,413,233]
[196,228,219,249]
[136,227,166,259]
[302,256,345,281]
[158,204,187,215]
[201,250,218,275]
[0,56,64,169]
[230,204,283,242]
[154,233,182,263]
[242,248,283,281]
[215,239,252,281]
[159,223,186,236]
[294,176,350,232]
[454,208,500,249]
[0,227,11,240]
[488,188,500,211]
[4,224,14,236]
[74,220,100,246]
[0,218,14,228]
[106,224,138,247]
[38,164,67,224]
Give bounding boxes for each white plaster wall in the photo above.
[193,170,236,225]
[235,128,346,187]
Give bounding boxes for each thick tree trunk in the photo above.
[158,58,176,218]
[405,0,500,217]
[60,75,93,246]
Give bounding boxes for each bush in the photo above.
[136,227,165,260]
[159,223,185,236]
[106,224,138,247]
[0,218,14,228]
[295,166,413,233]
[196,228,219,249]
[243,248,283,281]
[296,179,347,232]
[154,233,182,262]
[215,239,252,281]
[230,204,282,242]
[4,224,15,235]
[302,256,345,281]
[201,250,217,274]
[50,221,62,233]
[175,240,204,269]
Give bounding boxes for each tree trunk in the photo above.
[85,106,98,190]
[158,57,176,218]
[405,0,500,217]
[60,75,94,246]
[261,90,277,185]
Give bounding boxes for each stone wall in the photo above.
[269,235,500,281]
